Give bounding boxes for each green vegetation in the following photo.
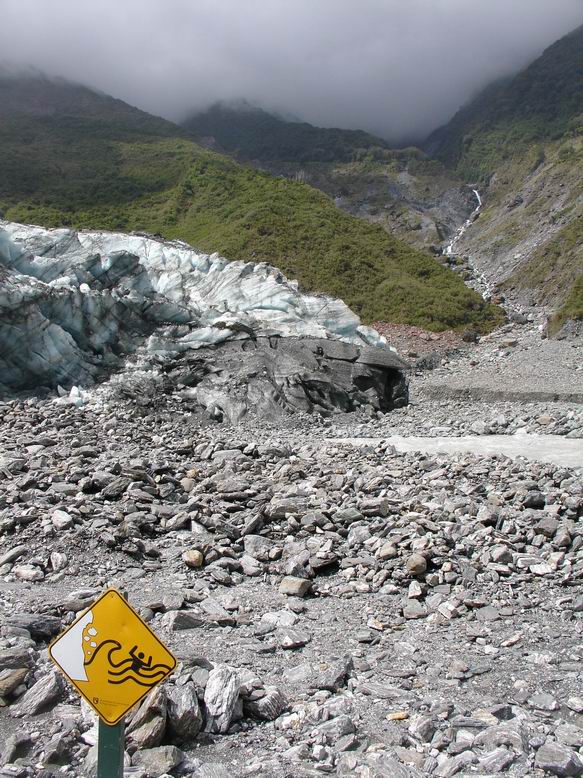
[184,104,469,251]
[0,74,502,331]
[183,102,391,163]
[427,25,583,180]
[560,274,583,321]
[0,115,187,211]
[503,195,583,332]
[511,211,583,296]
[3,139,501,329]
[548,274,583,334]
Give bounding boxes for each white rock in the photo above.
[204,666,240,734]
[52,510,73,530]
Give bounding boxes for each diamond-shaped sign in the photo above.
[49,588,176,724]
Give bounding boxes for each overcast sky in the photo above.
[1,0,582,141]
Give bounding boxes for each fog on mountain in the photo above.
[1,0,583,141]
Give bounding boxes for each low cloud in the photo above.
[1,0,582,141]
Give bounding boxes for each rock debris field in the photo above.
[1,221,583,777]
[1,313,583,778]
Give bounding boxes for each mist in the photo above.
[1,0,582,142]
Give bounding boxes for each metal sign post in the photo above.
[97,720,125,778]
[49,588,176,778]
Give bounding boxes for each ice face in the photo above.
[0,221,406,413]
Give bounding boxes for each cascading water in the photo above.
[443,188,498,301]
[445,189,482,257]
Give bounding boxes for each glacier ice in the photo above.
[0,221,408,417]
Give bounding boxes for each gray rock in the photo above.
[240,554,263,576]
[0,667,29,698]
[277,627,311,649]
[244,686,287,721]
[535,515,559,537]
[479,746,516,772]
[101,476,131,499]
[182,549,204,568]
[403,600,427,619]
[529,692,560,711]
[127,687,167,749]
[278,576,312,597]
[316,656,354,691]
[313,714,356,741]
[406,553,427,575]
[0,648,35,671]
[167,682,203,742]
[7,613,62,641]
[51,509,73,530]
[0,545,27,567]
[10,671,63,717]
[523,490,545,508]
[132,746,185,777]
[12,563,44,581]
[475,605,500,622]
[199,598,236,626]
[204,666,240,734]
[409,714,436,743]
[194,765,231,778]
[535,741,583,776]
[473,723,526,753]
[435,750,477,777]
[163,610,204,631]
[49,551,68,572]
[556,723,583,748]
[1,733,32,765]
[243,535,274,562]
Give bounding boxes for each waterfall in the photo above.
[445,189,482,257]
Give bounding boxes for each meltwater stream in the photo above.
[444,188,499,301]
[445,188,482,257]
[330,434,583,470]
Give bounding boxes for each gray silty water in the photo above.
[331,433,583,469]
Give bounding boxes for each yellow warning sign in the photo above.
[49,589,176,725]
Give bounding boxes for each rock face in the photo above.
[0,221,407,416]
[163,337,408,421]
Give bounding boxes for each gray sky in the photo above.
[1,0,582,141]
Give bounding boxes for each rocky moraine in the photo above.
[0,219,582,778]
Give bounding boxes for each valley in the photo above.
[426,23,583,329]
[183,104,476,253]
[0,18,583,778]
[0,74,498,333]
[1,288,582,776]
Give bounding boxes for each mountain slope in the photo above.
[0,72,191,211]
[184,103,475,252]
[426,25,583,325]
[426,24,583,180]
[0,73,500,331]
[183,101,391,163]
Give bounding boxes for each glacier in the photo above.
[0,221,408,419]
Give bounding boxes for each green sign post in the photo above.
[97,720,125,778]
